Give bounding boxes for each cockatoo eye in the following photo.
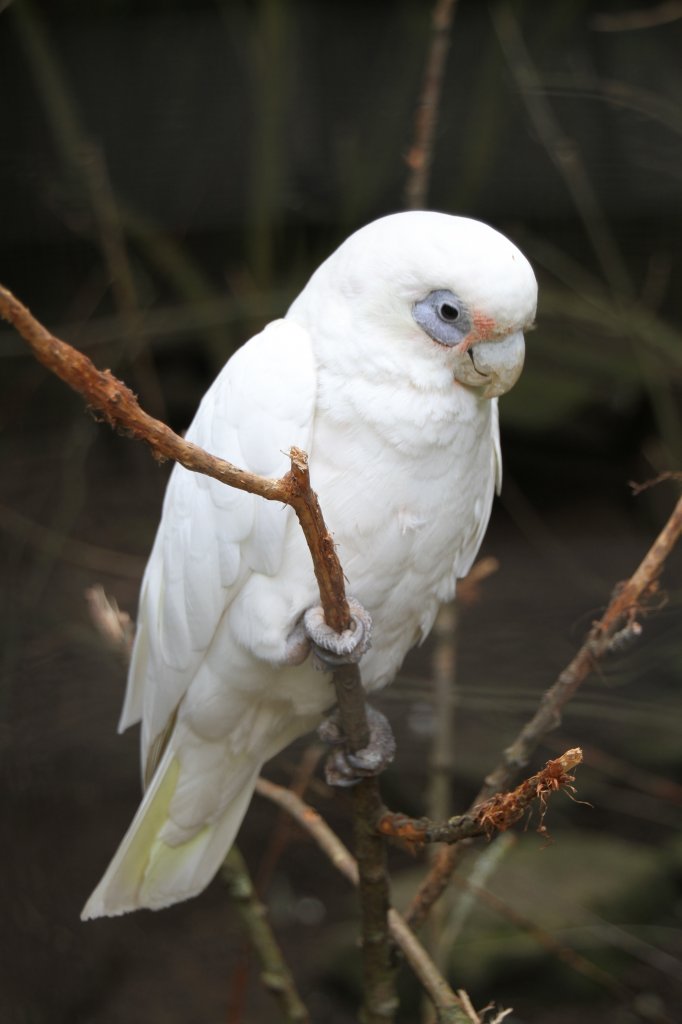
[412,289,470,347]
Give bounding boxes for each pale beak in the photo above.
[453,330,525,398]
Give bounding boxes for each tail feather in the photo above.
[81,746,260,919]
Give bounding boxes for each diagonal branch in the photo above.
[491,2,633,299]
[378,748,583,844]
[406,491,682,928]
[0,283,394,1021]
[221,847,310,1023]
[0,285,350,629]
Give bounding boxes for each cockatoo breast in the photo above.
[306,351,497,693]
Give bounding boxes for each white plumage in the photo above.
[82,211,537,918]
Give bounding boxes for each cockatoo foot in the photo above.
[303,597,372,669]
[283,619,312,665]
[318,705,396,787]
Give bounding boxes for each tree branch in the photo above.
[220,846,310,1024]
[0,285,351,626]
[377,748,583,845]
[404,0,459,210]
[406,491,682,928]
[256,779,479,1024]
[0,283,394,1020]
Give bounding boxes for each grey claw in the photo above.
[319,706,395,787]
[317,715,343,745]
[304,597,372,669]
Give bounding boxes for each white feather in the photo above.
[84,212,537,917]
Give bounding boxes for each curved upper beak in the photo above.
[453,330,525,399]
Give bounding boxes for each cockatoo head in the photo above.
[288,211,537,400]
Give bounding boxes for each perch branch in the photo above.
[256,779,478,1024]
[377,748,583,845]
[0,283,394,1023]
[220,847,310,1023]
[483,492,682,798]
[406,491,682,928]
[0,284,350,628]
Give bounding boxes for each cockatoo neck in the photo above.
[308,320,487,455]
[287,266,489,453]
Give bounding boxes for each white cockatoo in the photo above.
[82,211,537,918]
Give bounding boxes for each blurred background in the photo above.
[1,1,681,1022]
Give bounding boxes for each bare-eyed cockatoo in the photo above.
[82,211,537,918]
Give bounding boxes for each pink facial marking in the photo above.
[454,310,498,354]
[473,311,497,337]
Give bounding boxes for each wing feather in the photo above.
[449,399,502,583]
[120,320,316,770]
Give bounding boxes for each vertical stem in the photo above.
[221,847,310,1024]
[405,0,459,210]
[354,780,398,1024]
[423,602,459,1022]
[428,602,459,837]
[331,666,396,1022]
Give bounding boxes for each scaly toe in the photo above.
[304,597,372,668]
[319,705,396,787]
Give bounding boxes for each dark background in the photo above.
[1,1,681,1022]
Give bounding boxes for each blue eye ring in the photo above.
[412,289,470,347]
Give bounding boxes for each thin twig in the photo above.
[254,770,397,1024]
[229,747,323,1024]
[448,875,628,1000]
[404,0,459,210]
[493,9,682,458]
[590,2,682,32]
[378,748,583,845]
[486,495,682,795]
[423,601,459,1020]
[629,471,682,495]
[422,562,497,1022]
[0,502,145,580]
[407,492,682,928]
[255,744,325,896]
[13,0,166,417]
[428,603,459,829]
[220,847,310,1024]
[440,835,517,950]
[491,2,634,299]
[84,585,135,662]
